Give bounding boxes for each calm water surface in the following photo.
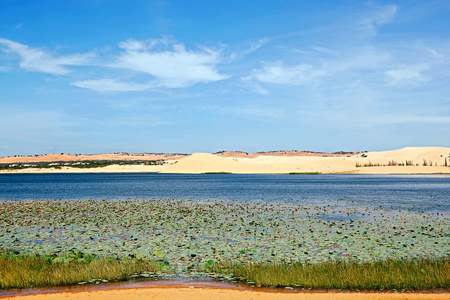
[0,174,449,212]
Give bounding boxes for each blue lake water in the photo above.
[0,173,449,212]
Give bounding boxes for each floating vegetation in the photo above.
[0,199,449,289]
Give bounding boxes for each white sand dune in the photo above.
[1,147,449,174]
[349,147,450,169]
[161,147,450,174]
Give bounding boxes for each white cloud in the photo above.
[0,38,92,75]
[0,37,229,91]
[112,38,228,88]
[425,47,442,59]
[385,65,429,85]
[244,48,391,90]
[71,79,151,92]
[245,61,327,85]
[246,38,269,53]
[359,5,398,36]
[312,46,338,55]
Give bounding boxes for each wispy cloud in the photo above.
[244,48,390,88]
[0,37,229,91]
[358,4,398,37]
[246,38,269,53]
[244,61,327,85]
[71,79,152,92]
[0,38,92,75]
[385,65,430,85]
[312,46,338,55]
[111,37,228,88]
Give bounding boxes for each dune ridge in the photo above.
[1,147,449,174]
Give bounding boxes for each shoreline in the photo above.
[1,147,449,175]
[1,170,450,175]
[2,286,450,300]
[2,276,450,297]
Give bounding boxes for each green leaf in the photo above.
[155,250,165,259]
[52,257,65,264]
[205,259,214,268]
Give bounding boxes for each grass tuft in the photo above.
[210,258,450,290]
[0,252,160,289]
[2,251,449,291]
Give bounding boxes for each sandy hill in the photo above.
[0,153,188,164]
[350,147,450,166]
[215,150,360,158]
[1,147,449,174]
[161,147,450,174]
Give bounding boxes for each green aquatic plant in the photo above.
[212,258,450,290]
[1,251,448,290]
[0,251,160,289]
[0,198,449,290]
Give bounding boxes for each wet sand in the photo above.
[2,287,449,300]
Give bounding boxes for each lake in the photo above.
[0,173,449,212]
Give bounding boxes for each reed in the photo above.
[211,258,450,290]
[0,252,160,289]
[1,250,449,291]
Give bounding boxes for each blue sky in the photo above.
[1,0,449,156]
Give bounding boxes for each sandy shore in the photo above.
[2,287,449,300]
[1,147,449,174]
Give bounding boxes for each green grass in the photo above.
[288,172,321,175]
[1,250,449,291]
[202,172,233,174]
[0,160,164,170]
[0,251,161,289]
[209,258,450,290]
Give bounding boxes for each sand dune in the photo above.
[351,147,450,166]
[1,147,449,174]
[161,147,450,174]
[0,153,187,164]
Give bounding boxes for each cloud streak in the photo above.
[71,79,152,92]
[110,38,228,89]
[358,4,398,37]
[244,61,327,85]
[0,38,92,75]
[244,48,390,87]
[385,65,430,85]
[0,37,229,91]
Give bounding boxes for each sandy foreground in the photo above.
[1,147,449,174]
[2,287,450,300]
